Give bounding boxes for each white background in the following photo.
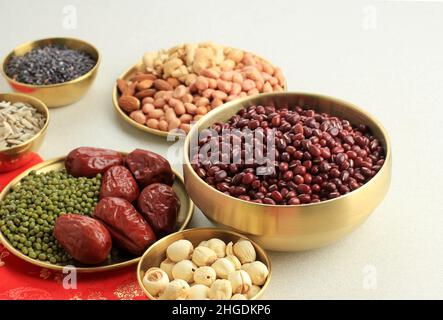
[1,0,442,299]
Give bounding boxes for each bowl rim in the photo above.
[136,227,272,300]
[0,154,194,273]
[183,91,392,208]
[0,92,50,153]
[1,37,101,89]
[112,44,287,138]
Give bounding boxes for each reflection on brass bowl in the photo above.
[183,92,392,251]
[0,155,194,273]
[1,37,100,108]
[137,227,271,300]
[0,93,49,173]
[112,49,287,139]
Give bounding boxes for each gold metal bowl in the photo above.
[112,47,287,139]
[137,227,271,300]
[0,93,49,173]
[1,37,100,108]
[0,155,194,273]
[183,92,392,251]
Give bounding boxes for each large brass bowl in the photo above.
[1,37,100,108]
[0,155,194,272]
[137,227,271,300]
[112,46,287,138]
[183,92,392,251]
[0,93,49,173]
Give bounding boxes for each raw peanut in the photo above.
[142,97,154,104]
[135,89,156,99]
[117,79,128,94]
[242,79,256,91]
[154,79,173,91]
[119,95,140,113]
[212,90,228,100]
[273,84,284,92]
[242,53,256,66]
[130,110,146,124]
[261,72,271,81]
[255,81,264,91]
[227,94,238,101]
[179,114,193,124]
[163,105,170,112]
[185,103,197,115]
[193,115,204,121]
[195,76,209,91]
[165,108,177,122]
[208,78,217,89]
[189,82,198,93]
[196,106,208,115]
[180,123,191,133]
[182,93,193,103]
[256,62,263,72]
[185,74,197,86]
[142,103,155,114]
[196,97,210,107]
[217,80,232,93]
[154,98,166,108]
[248,88,259,96]
[163,91,173,101]
[227,49,244,63]
[201,68,220,79]
[202,88,214,99]
[274,68,285,84]
[211,98,224,108]
[148,109,164,119]
[221,71,234,81]
[245,68,262,81]
[158,120,169,131]
[173,85,187,99]
[221,59,235,71]
[146,118,159,129]
[232,72,243,84]
[130,73,157,82]
[263,82,273,92]
[137,79,153,91]
[262,62,274,75]
[239,92,247,97]
[230,83,242,95]
[168,118,181,131]
[269,77,278,86]
[170,98,185,115]
[166,77,180,88]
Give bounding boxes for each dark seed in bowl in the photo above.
[191,104,386,205]
[5,44,96,85]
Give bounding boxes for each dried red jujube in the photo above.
[125,149,174,187]
[54,214,112,265]
[65,147,123,178]
[137,183,180,234]
[93,197,156,255]
[100,165,139,203]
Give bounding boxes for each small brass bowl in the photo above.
[183,92,392,251]
[0,155,194,272]
[112,47,286,138]
[1,37,100,108]
[137,227,272,300]
[0,93,49,173]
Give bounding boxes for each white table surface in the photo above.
[1,0,442,299]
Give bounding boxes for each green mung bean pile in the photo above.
[0,169,101,264]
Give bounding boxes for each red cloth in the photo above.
[0,154,146,300]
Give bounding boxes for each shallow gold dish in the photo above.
[137,227,271,300]
[1,37,100,108]
[112,47,286,139]
[0,93,49,173]
[183,92,392,251]
[0,155,194,272]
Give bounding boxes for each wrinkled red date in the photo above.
[137,183,180,234]
[65,147,124,178]
[100,165,139,203]
[93,197,156,255]
[54,214,112,265]
[125,149,174,187]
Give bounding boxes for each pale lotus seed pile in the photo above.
[142,238,269,300]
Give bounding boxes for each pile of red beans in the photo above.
[191,104,385,205]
